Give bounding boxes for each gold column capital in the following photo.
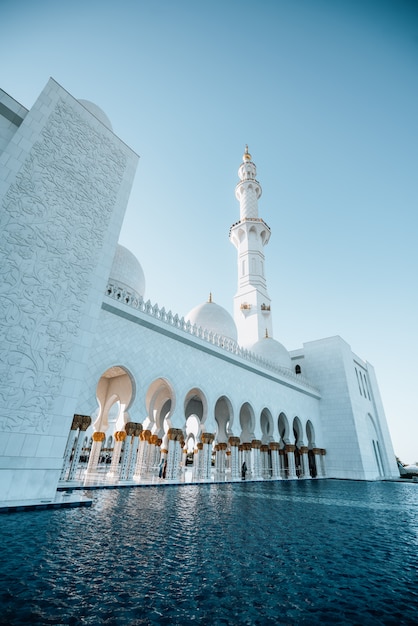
[201,432,215,444]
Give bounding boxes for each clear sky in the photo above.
[1,0,417,463]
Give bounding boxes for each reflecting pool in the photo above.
[1,480,418,624]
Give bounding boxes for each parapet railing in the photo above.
[105,282,319,393]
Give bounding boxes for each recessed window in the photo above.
[295,364,301,375]
[355,368,362,395]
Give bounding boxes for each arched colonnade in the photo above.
[60,365,327,484]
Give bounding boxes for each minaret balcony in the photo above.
[261,303,271,314]
[229,217,271,238]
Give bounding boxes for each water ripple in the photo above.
[1,480,418,624]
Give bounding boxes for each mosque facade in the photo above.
[0,79,399,507]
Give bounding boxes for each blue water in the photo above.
[1,480,418,625]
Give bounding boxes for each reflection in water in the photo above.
[1,480,418,624]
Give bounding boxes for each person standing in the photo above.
[241,461,247,480]
[158,458,165,478]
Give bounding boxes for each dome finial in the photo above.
[243,144,252,162]
[208,292,213,303]
[265,328,269,338]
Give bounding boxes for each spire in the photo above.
[243,144,252,162]
[208,292,213,303]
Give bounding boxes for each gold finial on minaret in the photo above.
[208,292,213,303]
[265,328,269,338]
[243,144,252,162]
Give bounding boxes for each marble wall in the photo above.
[0,79,138,503]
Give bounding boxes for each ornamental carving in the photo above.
[92,431,106,442]
[228,437,240,447]
[251,439,262,448]
[0,98,127,433]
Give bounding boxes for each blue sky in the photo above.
[1,0,417,463]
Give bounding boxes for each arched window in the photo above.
[295,364,301,375]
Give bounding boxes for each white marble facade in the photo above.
[0,79,398,506]
[0,79,138,503]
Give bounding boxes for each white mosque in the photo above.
[0,79,399,509]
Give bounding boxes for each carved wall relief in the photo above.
[0,98,127,433]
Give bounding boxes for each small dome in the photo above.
[109,244,145,299]
[185,295,237,342]
[78,99,113,130]
[250,335,292,370]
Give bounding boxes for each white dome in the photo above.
[78,99,113,130]
[250,336,292,370]
[109,244,145,299]
[185,296,237,342]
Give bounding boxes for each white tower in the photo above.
[229,146,273,347]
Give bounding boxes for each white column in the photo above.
[229,438,240,480]
[260,445,269,479]
[60,428,78,481]
[286,445,297,479]
[127,434,141,480]
[300,447,310,479]
[318,449,326,477]
[86,432,105,477]
[270,444,281,479]
[166,430,182,480]
[215,443,227,478]
[251,440,262,479]
[67,430,88,481]
[201,433,215,481]
[119,435,132,480]
[133,435,147,480]
[194,444,203,480]
[108,431,126,478]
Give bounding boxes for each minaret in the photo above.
[229,146,273,347]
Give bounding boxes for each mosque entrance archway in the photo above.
[260,408,273,444]
[239,402,255,442]
[145,378,176,438]
[214,396,233,444]
[94,365,134,434]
